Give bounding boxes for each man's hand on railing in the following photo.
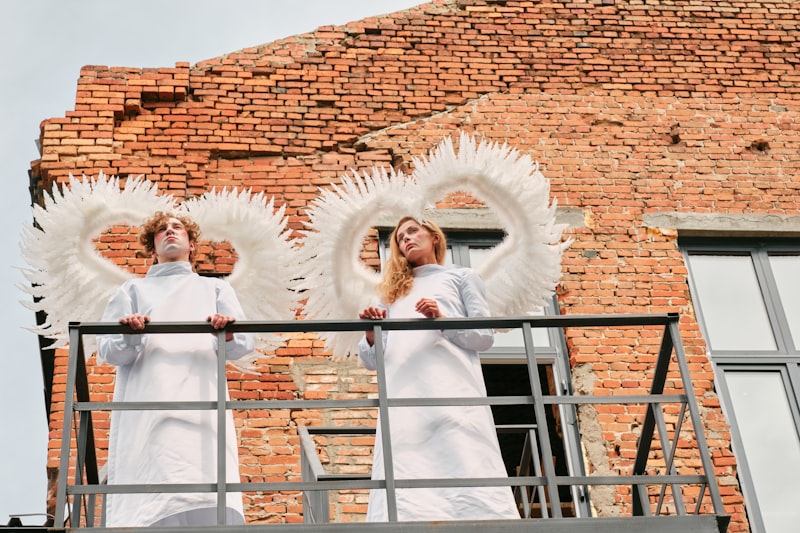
[207,313,237,342]
[119,313,236,342]
[119,313,150,330]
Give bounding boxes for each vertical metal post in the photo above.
[522,322,562,517]
[299,427,329,524]
[55,324,82,527]
[632,322,674,515]
[300,443,313,523]
[655,401,687,515]
[667,318,725,515]
[373,324,398,521]
[303,427,332,524]
[74,350,100,526]
[217,329,228,525]
[514,432,533,518]
[527,428,548,518]
[73,409,88,527]
[555,338,591,519]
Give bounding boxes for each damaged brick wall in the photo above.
[31,0,800,529]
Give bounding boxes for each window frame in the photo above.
[681,237,800,533]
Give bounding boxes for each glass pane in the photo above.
[726,371,800,533]
[467,247,492,267]
[769,255,800,351]
[468,247,550,347]
[689,255,776,351]
[492,309,550,348]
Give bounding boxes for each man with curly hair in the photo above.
[97,211,253,527]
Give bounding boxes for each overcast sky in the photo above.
[0,0,421,524]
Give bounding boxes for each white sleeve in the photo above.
[442,269,495,352]
[357,336,377,370]
[357,302,389,370]
[358,330,389,371]
[215,281,255,361]
[96,285,143,366]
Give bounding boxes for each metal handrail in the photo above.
[55,313,729,530]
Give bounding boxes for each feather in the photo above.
[181,188,298,370]
[412,132,571,316]
[298,131,570,362]
[295,167,420,360]
[20,176,298,373]
[18,173,175,355]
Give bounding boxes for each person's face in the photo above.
[153,217,194,263]
[396,219,438,267]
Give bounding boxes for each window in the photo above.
[380,229,589,517]
[682,239,800,533]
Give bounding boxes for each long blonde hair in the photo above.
[377,216,447,304]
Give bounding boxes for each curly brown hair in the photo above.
[138,211,201,264]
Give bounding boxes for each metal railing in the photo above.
[55,313,730,531]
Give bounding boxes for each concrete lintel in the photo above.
[644,212,800,238]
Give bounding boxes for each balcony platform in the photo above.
[52,315,730,533]
[3,515,727,533]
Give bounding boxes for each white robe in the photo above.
[97,261,254,527]
[358,264,519,521]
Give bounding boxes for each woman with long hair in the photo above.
[358,216,519,522]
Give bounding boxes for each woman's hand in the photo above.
[208,313,236,342]
[359,306,387,346]
[119,313,150,330]
[415,298,444,319]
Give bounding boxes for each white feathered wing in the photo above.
[296,167,421,361]
[297,131,570,362]
[21,177,298,371]
[18,173,175,353]
[181,188,298,369]
[412,132,571,316]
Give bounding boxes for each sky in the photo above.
[0,0,422,524]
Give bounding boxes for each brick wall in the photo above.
[30,0,800,529]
